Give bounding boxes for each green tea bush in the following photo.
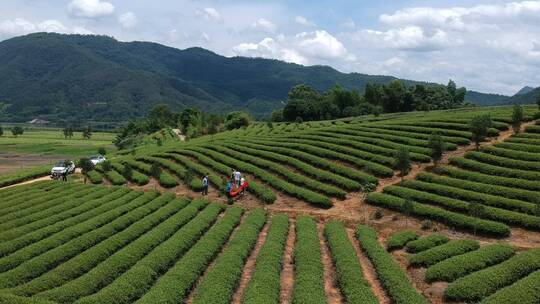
[0,166,51,188]
[104,170,126,185]
[292,216,326,304]
[408,240,480,267]
[445,248,540,302]
[405,233,449,253]
[480,270,540,304]
[192,209,267,304]
[352,125,470,145]
[386,230,419,251]
[465,151,540,172]
[242,214,289,304]
[158,171,178,188]
[496,142,540,153]
[111,163,149,185]
[355,225,428,304]
[425,244,515,283]
[449,156,540,181]
[86,170,102,184]
[482,145,540,162]
[324,221,378,304]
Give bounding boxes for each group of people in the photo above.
[200,168,246,198]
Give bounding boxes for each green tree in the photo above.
[78,157,94,184]
[266,121,273,129]
[0,125,3,137]
[470,115,492,150]
[394,147,412,180]
[402,199,414,228]
[468,202,485,236]
[98,147,107,155]
[82,125,92,140]
[224,111,252,130]
[122,164,133,181]
[512,104,524,134]
[62,126,74,139]
[101,160,112,172]
[428,133,445,167]
[151,162,161,179]
[11,126,23,137]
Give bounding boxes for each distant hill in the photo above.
[506,86,540,105]
[0,33,515,122]
[514,86,535,96]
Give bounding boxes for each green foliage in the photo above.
[445,248,540,302]
[82,126,92,140]
[121,164,132,181]
[425,244,515,283]
[86,170,102,184]
[0,166,50,188]
[355,225,429,304]
[386,230,419,251]
[11,126,24,137]
[98,147,107,155]
[428,132,445,166]
[470,114,492,149]
[405,233,449,253]
[292,216,326,304]
[158,171,178,188]
[481,270,540,304]
[511,104,524,133]
[101,160,112,172]
[408,239,480,267]
[104,170,126,185]
[150,162,161,179]
[62,126,74,139]
[324,221,378,304]
[242,214,289,304]
[394,147,412,179]
[192,209,267,304]
[450,156,540,181]
[225,111,252,130]
[0,125,3,137]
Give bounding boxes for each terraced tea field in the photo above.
[1,106,540,303]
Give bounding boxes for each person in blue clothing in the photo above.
[225,181,232,198]
[202,173,209,196]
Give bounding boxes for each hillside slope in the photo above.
[0,33,512,121]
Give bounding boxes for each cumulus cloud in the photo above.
[118,12,138,29]
[294,16,315,27]
[0,18,90,39]
[355,26,455,51]
[251,18,277,33]
[198,7,222,22]
[232,30,353,65]
[68,0,114,18]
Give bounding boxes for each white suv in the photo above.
[90,155,106,166]
[51,160,75,177]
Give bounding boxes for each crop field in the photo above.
[1,105,539,303]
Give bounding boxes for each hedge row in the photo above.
[401,178,537,214]
[103,170,127,185]
[465,151,540,172]
[445,248,540,302]
[384,185,540,230]
[425,119,509,131]
[450,156,540,181]
[359,126,470,145]
[416,171,540,205]
[86,170,103,184]
[187,147,331,207]
[496,141,540,153]
[324,221,378,304]
[111,162,149,185]
[0,293,57,304]
[506,137,540,145]
[205,144,346,199]
[408,240,480,267]
[386,230,419,251]
[292,216,326,304]
[525,124,540,133]
[425,244,515,283]
[135,206,244,304]
[0,191,125,256]
[366,193,511,236]
[0,187,116,243]
[221,142,365,189]
[355,225,428,304]
[481,270,540,304]
[0,191,158,288]
[12,197,196,297]
[255,136,396,166]
[169,151,276,203]
[158,171,179,188]
[192,209,267,304]
[279,134,430,163]
[0,182,57,205]
[240,138,394,177]
[72,203,225,304]
[482,145,540,162]
[0,184,71,220]
[119,159,152,175]
[434,166,540,192]
[405,233,449,253]
[154,153,223,191]
[366,123,482,140]
[0,165,51,188]
[232,139,387,181]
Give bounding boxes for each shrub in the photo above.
[425,244,515,283]
[480,270,540,304]
[324,221,378,304]
[86,170,102,184]
[242,214,289,304]
[449,156,540,182]
[405,233,449,253]
[158,172,178,188]
[292,216,326,304]
[0,166,50,188]
[356,225,428,304]
[408,239,480,267]
[386,230,419,251]
[445,248,540,302]
[104,170,126,185]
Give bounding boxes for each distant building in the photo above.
[27,118,50,125]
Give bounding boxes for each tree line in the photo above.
[271,80,468,122]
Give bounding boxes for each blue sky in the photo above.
[1,0,540,95]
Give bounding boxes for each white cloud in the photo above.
[199,7,222,22]
[118,12,138,29]
[295,30,351,60]
[355,26,455,51]
[68,0,114,18]
[294,16,315,27]
[251,18,277,33]
[340,19,356,29]
[0,18,90,39]
[233,37,308,65]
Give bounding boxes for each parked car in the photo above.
[90,155,106,166]
[51,160,76,178]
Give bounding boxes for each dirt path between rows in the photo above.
[280,221,296,304]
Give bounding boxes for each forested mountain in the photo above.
[514,86,535,96]
[0,32,520,122]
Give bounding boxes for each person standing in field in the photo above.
[234,170,241,188]
[240,177,246,195]
[202,174,209,196]
[230,169,236,184]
